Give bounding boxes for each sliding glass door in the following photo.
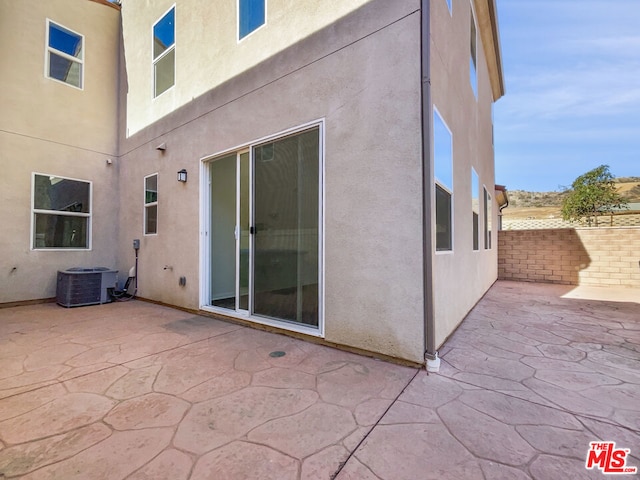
[208,127,320,330]
[210,152,250,311]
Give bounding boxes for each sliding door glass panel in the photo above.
[211,154,237,309]
[239,152,250,311]
[253,128,319,327]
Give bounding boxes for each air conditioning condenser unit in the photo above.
[56,267,118,307]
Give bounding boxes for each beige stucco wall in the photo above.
[117,0,425,362]
[0,0,120,154]
[121,0,383,136]
[1,0,503,362]
[430,0,499,348]
[0,0,121,303]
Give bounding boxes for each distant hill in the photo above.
[507,179,640,209]
[507,190,566,208]
[503,179,640,220]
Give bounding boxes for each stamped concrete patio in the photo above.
[0,280,638,479]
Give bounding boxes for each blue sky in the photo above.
[494,0,640,191]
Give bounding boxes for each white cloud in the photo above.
[569,36,640,58]
[494,0,640,190]
[499,64,640,121]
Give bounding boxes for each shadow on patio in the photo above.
[0,280,638,479]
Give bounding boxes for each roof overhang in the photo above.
[89,0,121,10]
[474,0,505,101]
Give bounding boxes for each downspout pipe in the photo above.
[420,0,439,371]
[498,197,509,231]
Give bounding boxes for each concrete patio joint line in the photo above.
[330,367,421,479]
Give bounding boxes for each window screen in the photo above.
[153,8,175,97]
[32,174,90,249]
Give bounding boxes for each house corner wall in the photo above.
[430,0,500,347]
[115,0,425,363]
[0,0,121,304]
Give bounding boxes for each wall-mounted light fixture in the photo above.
[177,169,187,183]
[156,142,167,151]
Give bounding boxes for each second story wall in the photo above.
[120,0,378,136]
[0,0,121,155]
[429,0,504,347]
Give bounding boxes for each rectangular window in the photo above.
[239,0,266,40]
[470,6,477,98]
[435,185,452,251]
[32,174,91,249]
[153,6,175,97]
[46,20,83,89]
[472,168,479,251]
[145,174,158,235]
[484,188,492,249]
[433,107,453,252]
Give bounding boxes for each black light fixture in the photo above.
[177,169,187,183]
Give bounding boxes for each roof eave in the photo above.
[88,0,121,11]
[475,0,505,101]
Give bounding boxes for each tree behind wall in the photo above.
[561,165,628,226]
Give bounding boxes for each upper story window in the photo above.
[32,174,91,249]
[470,5,478,98]
[144,174,158,235]
[46,20,83,89]
[153,6,175,97]
[434,107,453,252]
[239,0,266,40]
[471,168,479,251]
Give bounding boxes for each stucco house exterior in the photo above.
[1,0,504,366]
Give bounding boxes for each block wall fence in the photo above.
[498,228,640,288]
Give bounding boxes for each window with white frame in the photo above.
[32,174,91,249]
[46,20,83,89]
[472,168,479,250]
[153,6,175,97]
[484,187,492,249]
[239,0,266,40]
[434,108,453,252]
[470,5,478,98]
[144,174,158,235]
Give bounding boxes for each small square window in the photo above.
[239,0,266,40]
[46,21,83,88]
[145,174,158,235]
[153,7,175,97]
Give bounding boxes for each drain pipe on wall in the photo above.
[421,0,439,372]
